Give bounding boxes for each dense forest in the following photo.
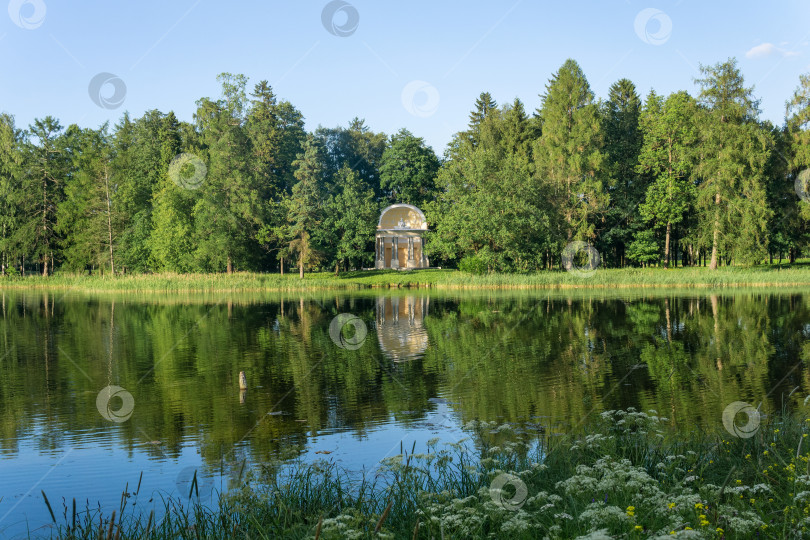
[1,57,809,276]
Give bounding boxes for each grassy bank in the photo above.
[4,265,810,293]
[41,408,810,539]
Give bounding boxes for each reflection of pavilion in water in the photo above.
[375,296,429,362]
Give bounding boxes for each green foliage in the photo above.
[322,165,379,270]
[316,118,387,197]
[57,125,120,273]
[276,135,327,277]
[599,79,644,267]
[694,59,773,268]
[379,128,439,207]
[15,116,68,275]
[0,64,808,276]
[0,113,24,271]
[533,59,607,242]
[636,91,698,266]
[458,254,487,275]
[430,141,549,272]
[626,229,660,266]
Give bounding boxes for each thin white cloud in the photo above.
[745,42,800,59]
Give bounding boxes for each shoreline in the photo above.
[1,267,810,294]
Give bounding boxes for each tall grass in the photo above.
[5,265,810,294]
[39,408,810,538]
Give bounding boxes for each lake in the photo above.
[0,288,808,537]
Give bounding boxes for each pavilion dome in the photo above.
[378,204,427,230]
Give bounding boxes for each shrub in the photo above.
[459,255,487,275]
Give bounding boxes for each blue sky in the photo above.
[1,0,809,154]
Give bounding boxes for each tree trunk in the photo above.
[42,256,48,277]
[227,255,233,274]
[709,192,720,270]
[299,259,304,279]
[664,221,671,268]
[280,256,284,275]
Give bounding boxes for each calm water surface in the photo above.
[0,289,808,537]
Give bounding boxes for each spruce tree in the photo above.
[602,78,643,266]
[280,135,325,278]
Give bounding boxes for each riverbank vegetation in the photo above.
[3,265,810,293]
[41,408,810,539]
[1,60,809,277]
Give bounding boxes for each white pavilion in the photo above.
[374,204,429,270]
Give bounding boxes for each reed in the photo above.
[4,264,810,294]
